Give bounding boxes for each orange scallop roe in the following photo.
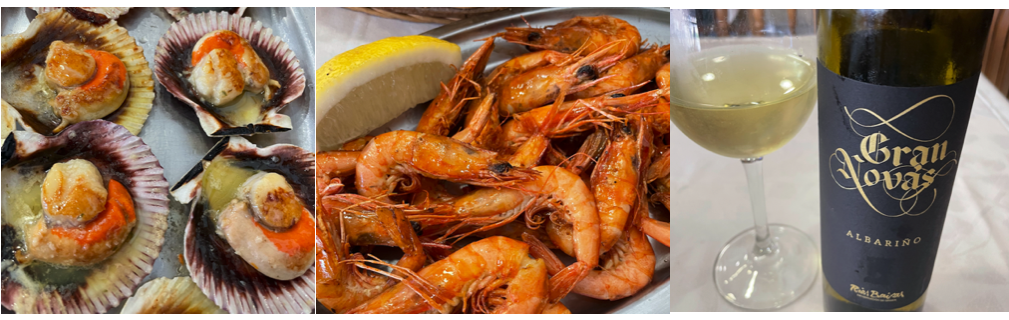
[80,49,128,92]
[192,30,247,66]
[51,179,135,245]
[256,207,315,256]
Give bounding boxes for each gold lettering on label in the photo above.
[830,95,960,218]
[850,284,905,302]
[845,230,922,247]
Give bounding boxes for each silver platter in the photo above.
[317,7,670,314]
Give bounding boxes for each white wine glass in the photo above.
[669,9,819,310]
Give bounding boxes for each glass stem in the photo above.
[741,157,775,256]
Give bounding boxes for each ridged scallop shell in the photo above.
[0,120,169,314]
[170,136,315,313]
[0,10,155,136]
[31,7,131,22]
[164,7,247,21]
[120,277,225,314]
[154,11,306,137]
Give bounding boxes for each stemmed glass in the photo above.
[669,9,819,310]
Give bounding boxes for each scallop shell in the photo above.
[31,7,131,22]
[164,7,247,21]
[0,120,169,314]
[0,10,155,136]
[120,277,226,314]
[170,136,315,313]
[154,11,306,137]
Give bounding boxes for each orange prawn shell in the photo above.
[503,16,641,59]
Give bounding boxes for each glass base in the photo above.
[713,223,818,310]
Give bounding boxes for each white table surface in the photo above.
[669,71,1009,311]
[315,8,440,67]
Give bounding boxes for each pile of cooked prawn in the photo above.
[316,15,671,314]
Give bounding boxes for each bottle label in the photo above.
[817,60,978,310]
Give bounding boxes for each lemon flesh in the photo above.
[316,35,460,151]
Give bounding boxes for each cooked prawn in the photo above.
[525,166,600,301]
[316,199,427,313]
[416,37,495,136]
[501,16,641,60]
[355,130,537,201]
[499,41,624,115]
[317,151,359,199]
[562,128,609,176]
[502,87,663,155]
[346,236,549,314]
[484,50,572,92]
[451,92,496,144]
[573,44,670,99]
[590,121,643,252]
[656,62,670,98]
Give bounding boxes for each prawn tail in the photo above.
[522,232,589,302]
[377,207,428,272]
[546,262,590,303]
[522,233,566,274]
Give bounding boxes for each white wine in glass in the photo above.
[670,9,819,310]
[670,45,816,159]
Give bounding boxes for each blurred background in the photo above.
[689,9,1009,97]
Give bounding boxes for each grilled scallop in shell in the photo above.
[1,120,168,314]
[1,10,154,136]
[171,136,315,313]
[155,11,305,137]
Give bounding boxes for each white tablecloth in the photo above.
[669,74,1009,312]
[315,8,440,67]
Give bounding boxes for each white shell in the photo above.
[120,277,225,314]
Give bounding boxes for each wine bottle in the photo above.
[817,9,993,312]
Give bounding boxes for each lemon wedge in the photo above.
[316,35,460,151]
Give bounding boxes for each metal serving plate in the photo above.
[318,7,670,314]
[0,7,316,314]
